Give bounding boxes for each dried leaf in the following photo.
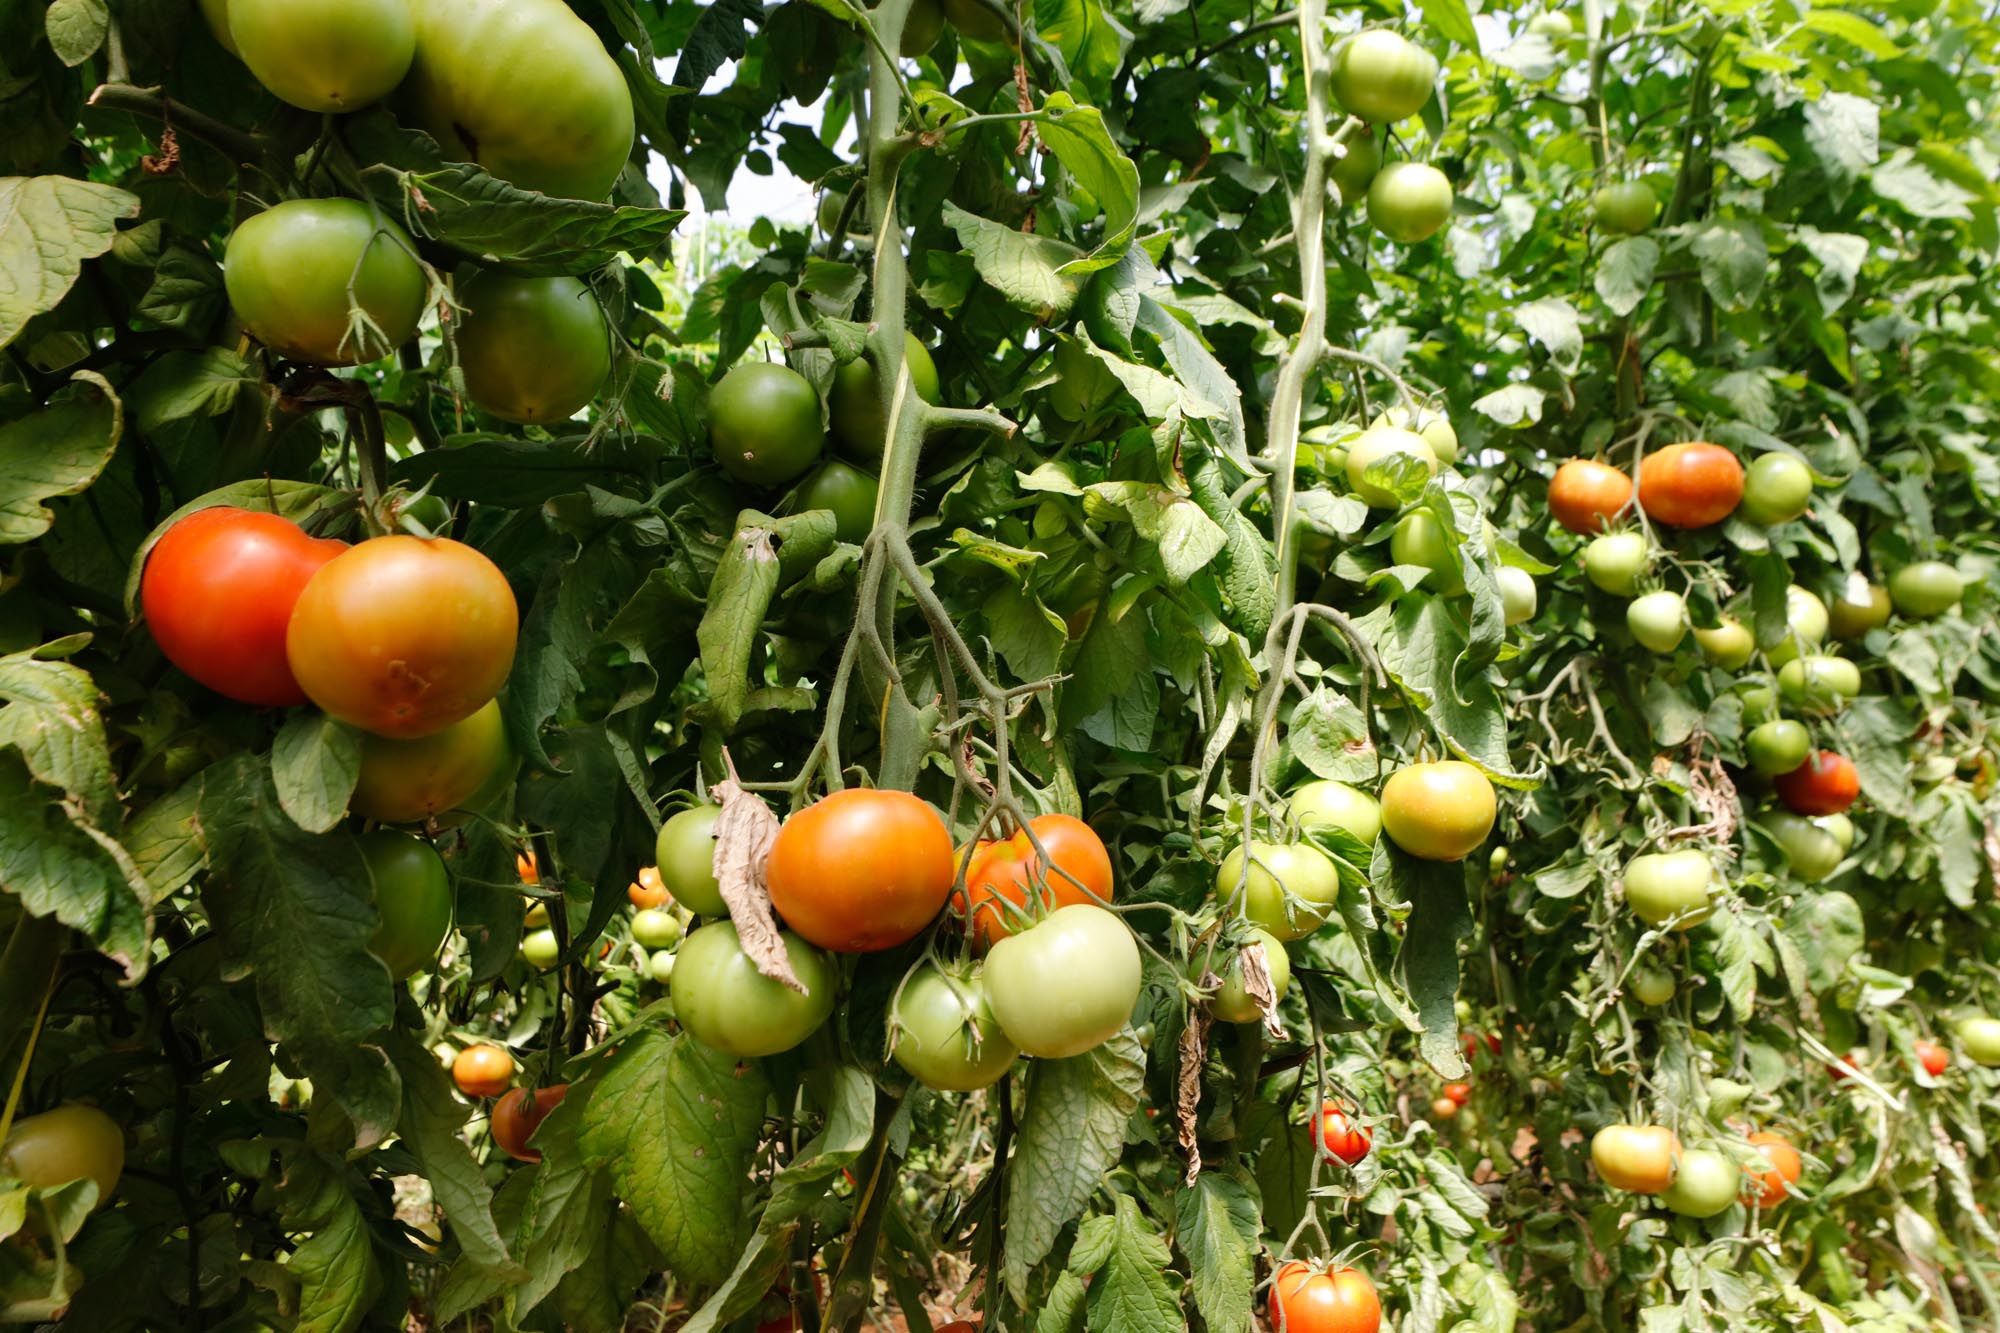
[709,772,802,993]
[1176,996,1212,1186]
[1240,940,1286,1041]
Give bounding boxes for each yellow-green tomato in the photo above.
[1215,841,1341,941]
[1346,425,1437,506]
[1497,566,1538,626]
[1694,617,1754,669]
[1210,928,1293,1023]
[1380,761,1498,862]
[648,949,676,984]
[1889,561,1964,618]
[1826,581,1891,639]
[655,803,726,917]
[1329,130,1381,206]
[1584,531,1649,596]
[229,0,415,112]
[671,921,836,1057]
[983,905,1143,1059]
[1627,590,1688,653]
[201,0,237,52]
[1392,512,1464,594]
[1370,404,1459,465]
[1815,813,1855,852]
[1766,812,1842,882]
[1368,161,1455,243]
[1778,655,1860,715]
[892,965,1018,1091]
[1329,30,1440,123]
[1766,586,1828,667]
[521,928,560,969]
[223,199,425,366]
[1957,1016,2000,1067]
[1592,182,1657,235]
[1290,779,1382,845]
[1630,965,1675,1007]
[1,1105,124,1207]
[1661,1147,1741,1218]
[632,909,682,950]
[1622,850,1714,928]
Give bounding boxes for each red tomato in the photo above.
[140,507,347,706]
[961,814,1115,947]
[765,789,955,952]
[451,1044,515,1098]
[491,1084,567,1163]
[1442,1081,1472,1107]
[1637,442,1744,528]
[286,535,519,738]
[1315,1101,1373,1165]
[1773,750,1859,816]
[1915,1039,1949,1077]
[1547,459,1633,534]
[1267,1260,1383,1333]
[1745,1131,1801,1207]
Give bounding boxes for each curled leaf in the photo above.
[1240,939,1286,1041]
[710,774,803,993]
[1176,999,1212,1186]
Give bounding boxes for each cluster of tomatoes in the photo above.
[1325,32,1456,247]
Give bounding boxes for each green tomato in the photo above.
[1497,566,1538,626]
[1329,30,1440,123]
[1778,655,1860,716]
[1766,586,1828,667]
[656,804,727,917]
[1528,10,1575,38]
[1584,531,1649,596]
[0,1105,123,1208]
[1745,719,1810,776]
[1329,130,1382,206]
[1215,840,1342,942]
[671,921,836,1057]
[648,950,676,984]
[984,905,1142,1058]
[201,0,238,52]
[1734,678,1779,723]
[891,965,1018,1091]
[1290,779,1382,845]
[1815,813,1856,853]
[1826,581,1891,639]
[1956,1016,2000,1068]
[406,0,636,200]
[1592,182,1657,235]
[1370,404,1459,465]
[828,335,940,462]
[1489,845,1510,874]
[1627,590,1688,653]
[1889,561,1964,618]
[901,0,944,54]
[709,361,823,487]
[521,927,560,969]
[1740,453,1814,525]
[455,272,611,425]
[632,909,682,950]
[795,460,879,544]
[1661,1147,1741,1219]
[1766,812,1842,882]
[1346,425,1438,506]
[224,199,425,366]
[1622,850,1714,929]
[1368,161,1455,243]
[1391,512,1465,595]
[1209,928,1293,1023]
[1694,617,1754,669]
[359,830,452,980]
[230,0,413,112]
[942,0,1009,41]
[1630,965,1676,1007]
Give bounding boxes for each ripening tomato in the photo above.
[962,814,1114,947]
[890,964,1018,1092]
[1442,1081,1472,1107]
[351,699,513,823]
[709,361,824,487]
[1315,1102,1373,1165]
[140,507,347,707]
[1215,840,1340,941]
[1548,458,1634,534]
[1346,425,1437,506]
[1774,750,1859,816]
[983,905,1142,1059]
[360,830,453,980]
[1744,1131,1801,1207]
[1329,29,1438,122]
[1290,780,1381,845]
[1429,1095,1460,1121]
[452,1044,516,1098]
[1637,442,1744,528]
[516,850,539,885]
[287,536,519,739]
[1497,566,1538,626]
[828,334,940,461]
[405,0,635,200]
[1693,616,1754,669]
[229,0,414,112]
[655,804,726,916]
[1583,531,1649,595]
[767,789,954,952]
[1267,1260,1383,1333]
[1745,719,1810,776]
[1592,181,1657,235]
[1380,761,1497,862]
[1622,849,1714,929]
[1661,1147,1740,1219]
[671,920,836,1057]
[1627,590,1688,653]
[1914,1038,1949,1077]
[1209,927,1293,1023]
[1367,161,1454,243]
[795,460,879,544]
[1739,452,1814,525]
[224,199,426,365]
[1826,581,1891,639]
[1,1104,124,1207]
[1591,1123,1678,1194]
[455,272,612,425]
[491,1084,567,1163]
[1888,561,1964,618]
[1529,10,1576,38]
[629,864,671,911]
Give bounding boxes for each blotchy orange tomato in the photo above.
[1268,1260,1383,1333]
[628,865,668,910]
[961,814,1114,947]
[491,1084,567,1162]
[1547,459,1633,534]
[452,1044,515,1098]
[1637,442,1744,528]
[1745,1131,1801,1206]
[765,789,955,952]
[1773,750,1859,816]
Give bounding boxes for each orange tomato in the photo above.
[1267,1260,1383,1333]
[1547,459,1633,534]
[628,864,669,910]
[451,1044,516,1099]
[491,1084,567,1163]
[765,789,955,952]
[1637,442,1744,528]
[1773,750,1859,816]
[1745,1131,1801,1207]
[961,814,1114,948]
[516,850,539,885]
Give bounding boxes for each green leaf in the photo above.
[385,1033,521,1276]
[134,244,225,332]
[984,584,1069,681]
[1037,94,1139,271]
[44,0,109,66]
[0,176,139,348]
[697,518,782,733]
[0,649,117,828]
[1416,0,1480,49]
[1782,891,1864,991]
[271,713,361,835]
[1801,10,1900,58]
[941,201,1086,320]
[1515,297,1583,375]
[1835,696,1915,818]
[1802,91,1880,185]
[0,749,149,971]
[1004,1028,1144,1302]
[1175,1173,1259,1333]
[1084,481,1226,584]
[1470,384,1545,428]
[577,1029,771,1287]
[277,1148,381,1333]
[1595,238,1659,317]
[0,374,122,545]
[1069,1194,1184,1330]
[1033,0,1131,83]
[126,347,253,433]
[1288,686,1378,784]
[1391,850,1472,1076]
[1690,219,1770,310]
